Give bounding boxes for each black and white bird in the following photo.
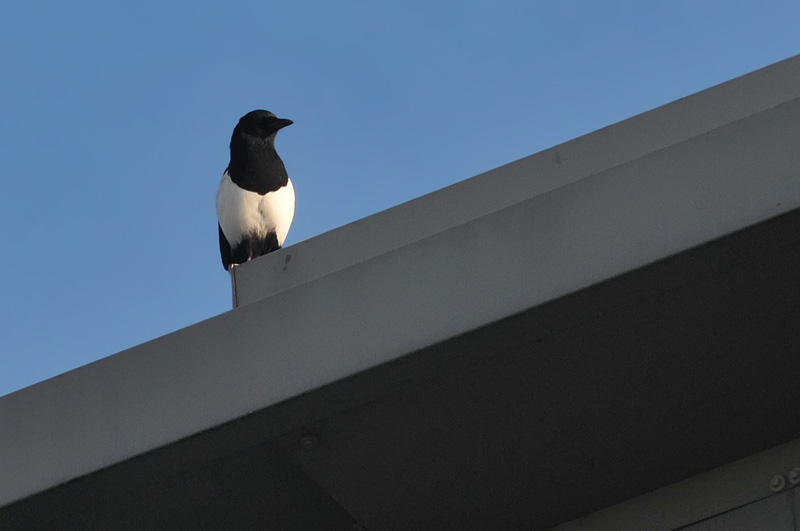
[216,110,295,271]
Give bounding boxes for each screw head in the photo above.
[770,474,786,492]
[298,433,320,449]
[789,468,800,485]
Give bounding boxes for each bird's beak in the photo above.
[274,118,293,130]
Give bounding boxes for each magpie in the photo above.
[216,110,295,271]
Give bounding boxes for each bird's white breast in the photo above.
[216,171,295,247]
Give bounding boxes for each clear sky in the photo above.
[0,1,798,397]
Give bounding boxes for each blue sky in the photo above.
[0,1,798,397]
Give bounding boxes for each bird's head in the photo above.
[232,110,293,143]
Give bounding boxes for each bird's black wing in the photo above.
[219,223,233,271]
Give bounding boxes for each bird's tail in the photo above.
[229,266,238,308]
